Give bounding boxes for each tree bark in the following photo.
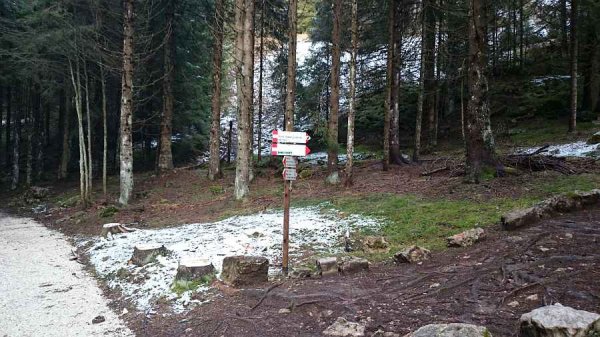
[59,87,70,180]
[413,0,426,162]
[4,87,11,170]
[257,0,265,162]
[208,0,224,180]
[285,0,297,132]
[464,0,498,183]
[326,0,342,184]
[100,66,108,195]
[158,0,175,172]
[568,0,578,132]
[383,0,394,171]
[345,0,358,186]
[69,59,89,204]
[119,0,135,205]
[11,91,20,191]
[234,0,254,200]
[560,0,569,58]
[84,63,92,197]
[424,0,437,149]
[26,87,33,187]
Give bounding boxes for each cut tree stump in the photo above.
[316,257,339,276]
[130,244,168,266]
[101,223,134,238]
[175,257,215,282]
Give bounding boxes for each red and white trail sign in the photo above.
[282,156,297,169]
[282,168,297,181]
[271,143,311,156]
[271,130,310,144]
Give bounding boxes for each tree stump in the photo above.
[221,256,268,287]
[130,244,168,266]
[100,223,134,239]
[175,257,215,282]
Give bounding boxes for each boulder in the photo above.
[587,131,600,144]
[359,236,390,253]
[519,304,600,337]
[339,257,369,274]
[403,323,492,337]
[221,256,269,287]
[572,189,600,207]
[446,228,486,247]
[501,207,543,230]
[317,257,339,276]
[323,317,366,337]
[131,244,168,266]
[394,246,431,264]
[175,257,215,282]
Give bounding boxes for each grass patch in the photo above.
[330,194,537,252]
[171,274,215,295]
[532,173,600,195]
[507,119,596,147]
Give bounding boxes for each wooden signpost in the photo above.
[271,130,310,274]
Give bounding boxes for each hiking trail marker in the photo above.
[271,130,310,274]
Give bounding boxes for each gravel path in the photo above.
[0,213,133,337]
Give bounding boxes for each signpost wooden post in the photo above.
[271,130,310,274]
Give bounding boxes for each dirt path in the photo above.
[132,208,600,337]
[0,212,133,337]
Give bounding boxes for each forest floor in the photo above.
[1,118,600,336]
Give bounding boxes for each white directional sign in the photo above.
[283,168,297,181]
[272,130,310,144]
[271,143,311,156]
[283,156,297,169]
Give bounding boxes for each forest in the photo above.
[1,0,600,336]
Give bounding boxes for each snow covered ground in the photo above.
[302,152,376,165]
[515,141,599,158]
[79,206,381,313]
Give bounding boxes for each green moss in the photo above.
[171,273,215,295]
[209,185,225,195]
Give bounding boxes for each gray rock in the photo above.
[404,323,491,337]
[339,257,369,274]
[502,207,543,230]
[394,246,431,264]
[323,317,365,336]
[372,329,400,337]
[446,228,486,247]
[92,315,106,324]
[221,255,269,287]
[317,257,339,276]
[587,131,600,144]
[519,304,600,337]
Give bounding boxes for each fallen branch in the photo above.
[420,166,450,176]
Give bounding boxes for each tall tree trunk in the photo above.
[36,96,44,182]
[424,0,437,149]
[326,0,342,184]
[464,0,498,183]
[234,0,254,200]
[101,66,108,195]
[208,0,224,180]
[158,0,175,172]
[59,87,70,180]
[519,0,524,69]
[285,0,297,132]
[26,87,33,187]
[4,87,11,170]
[390,0,404,165]
[11,92,20,191]
[413,0,426,162]
[383,0,394,171]
[69,59,89,204]
[345,0,358,186]
[119,0,135,205]
[568,0,578,132]
[256,0,265,162]
[84,63,92,197]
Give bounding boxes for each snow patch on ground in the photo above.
[80,206,381,313]
[516,141,599,158]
